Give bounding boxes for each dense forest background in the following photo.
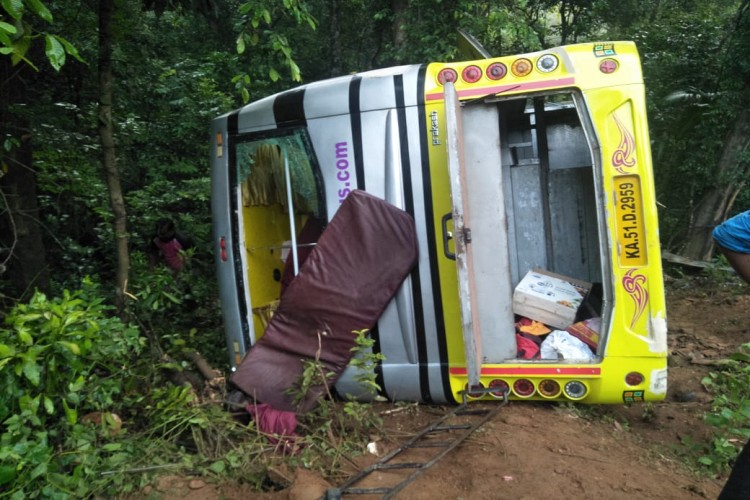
[2,0,750,495]
[3,0,750,333]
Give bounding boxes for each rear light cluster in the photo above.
[464,378,589,400]
[437,53,559,86]
[462,370,646,401]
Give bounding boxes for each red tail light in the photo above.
[489,379,510,399]
[220,236,228,262]
[461,65,482,83]
[625,372,644,386]
[437,68,458,85]
[513,378,535,397]
[465,382,485,399]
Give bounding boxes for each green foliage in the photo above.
[697,342,750,472]
[126,248,226,370]
[8,1,750,491]
[0,279,145,497]
[1,0,83,69]
[622,1,750,247]
[702,254,745,289]
[292,330,383,476]
[348,328,385,397]
[0,281,275,497]
[288,330,385,477]
[125,176,226,369]
[137,384,270,484]
[233,0,317,101]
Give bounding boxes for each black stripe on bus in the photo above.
[394,74,431,404]
[416,65,454,404]
[273,88,307,126]
[347,75,384,392]
[349,77,366,191]
[226,111,252,351]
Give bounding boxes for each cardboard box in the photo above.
[512,269,591,329]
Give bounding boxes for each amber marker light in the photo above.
[511,58,533,77]
[215,132,223,157]
[538,379,562,398]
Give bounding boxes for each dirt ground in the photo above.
[148,272,750,500]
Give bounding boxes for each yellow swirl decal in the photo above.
[622,269,648,329]
[612,115,636,174]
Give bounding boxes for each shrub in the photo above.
[699,342,750,472]
[0,279,144,498]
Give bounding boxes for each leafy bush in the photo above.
[698,343,750,472]
[125,176,227,370]
[289,329,385,477]
[0,279,145,497]
[0,280,265,497]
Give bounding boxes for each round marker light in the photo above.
[625,372,645,386]
[465,382,485,399]
[513,378,535,398]
[538,379,562,398]
[536,54,559,73]
[461,65,482,83]
[489,379,510,399]
[486,62,507,80]
[437,68,458,85]
[511,58,533,77]
[563,380,588,400]
[599,58,618,74]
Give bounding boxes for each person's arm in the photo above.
[715,245,750,284]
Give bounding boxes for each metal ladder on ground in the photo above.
[325,389,508,499]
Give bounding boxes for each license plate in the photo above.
[614,175,647,267]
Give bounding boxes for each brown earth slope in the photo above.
[149,274,748,499]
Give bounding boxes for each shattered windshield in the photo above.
[236,130,323,219]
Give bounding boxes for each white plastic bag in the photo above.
[540,330,595,360]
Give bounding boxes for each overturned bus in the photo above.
[210,41,667,407]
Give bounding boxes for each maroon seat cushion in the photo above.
[230,190,418,412]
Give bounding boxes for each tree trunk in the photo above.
[329,0,341,77]
[681,107,750,260]
[0,128,51,297]
[392,0,408,56]
[98,0,130,315]
[559,0,571,44]
[0,59,50,299]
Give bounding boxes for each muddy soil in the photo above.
[147,273,749,499]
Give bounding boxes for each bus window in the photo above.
[232,130,326,340]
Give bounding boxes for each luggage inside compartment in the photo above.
[464,92,606,362]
